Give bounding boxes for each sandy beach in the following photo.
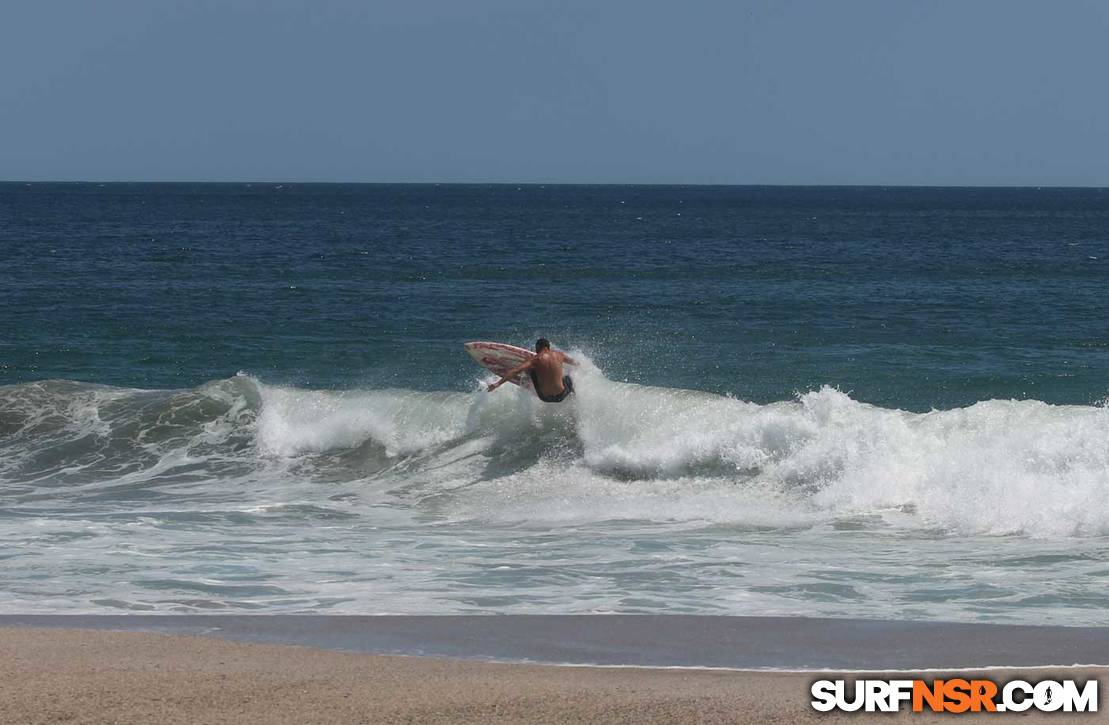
[1,626,1103,724]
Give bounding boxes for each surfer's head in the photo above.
[535,338,551,352]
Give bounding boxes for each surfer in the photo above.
[487,338,577,403]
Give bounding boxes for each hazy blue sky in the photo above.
[2,1,1107,185]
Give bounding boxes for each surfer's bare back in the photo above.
[487,338,578,403]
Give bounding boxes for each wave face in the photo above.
[3,366,1109,622]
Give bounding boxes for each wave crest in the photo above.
[3,371,1108,537]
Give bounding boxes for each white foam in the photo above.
[453,376,1109,537]
[253,381,471,457]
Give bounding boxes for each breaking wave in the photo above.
[4,364,1109,539]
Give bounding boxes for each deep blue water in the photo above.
[4,183,1108,409]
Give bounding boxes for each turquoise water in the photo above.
[2,183,1108,622]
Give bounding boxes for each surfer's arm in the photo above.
[487,359,535,392]
[560,352,579,366]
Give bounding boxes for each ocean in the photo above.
[2,182,1108,624]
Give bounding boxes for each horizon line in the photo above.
[3,179,1109,190]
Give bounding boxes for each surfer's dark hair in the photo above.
[535,338,551,351]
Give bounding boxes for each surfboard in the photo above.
[465,341,534,389]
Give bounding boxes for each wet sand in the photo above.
[2,626,1105,724]
[5,614,1108,669]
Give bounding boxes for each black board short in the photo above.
[529,371,574,403]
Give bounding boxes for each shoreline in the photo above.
[3,626,1105,724]
[3,614,1107,671]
